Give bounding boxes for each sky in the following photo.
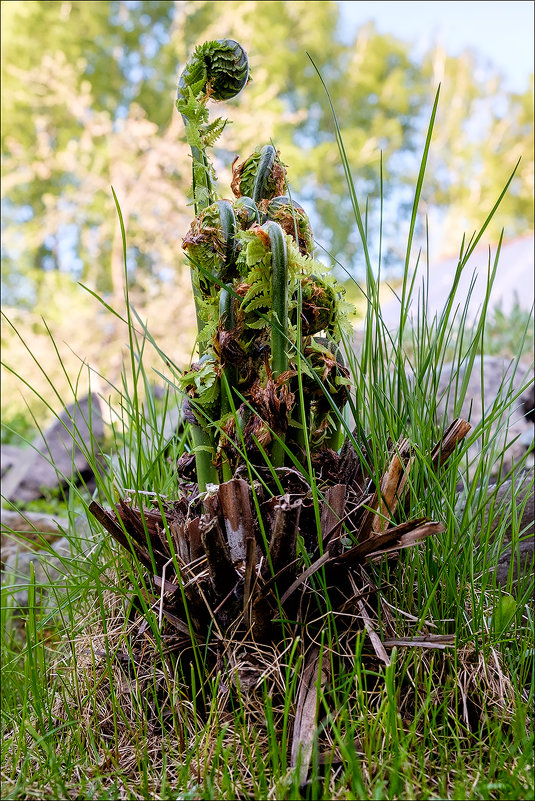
[337,0,534,93]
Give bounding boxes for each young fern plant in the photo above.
[176,39,353,490]
[87,44,478,787]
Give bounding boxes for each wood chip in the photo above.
[431,418,471,467]
[89,500,154,570]
[200,516,237,598]
[291,646,330,786]
[320,483,346,554]
[265,496,302,588]
[371,438,413,534]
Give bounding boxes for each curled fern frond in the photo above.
[231,146,287,201]
[262,196,314,255]
[182,199,238,290]
[295,276,337,336]
[177,40,250,217]
[233,196,260,229]
[177,39,249,105]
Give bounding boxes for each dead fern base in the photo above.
[88,420,473,782]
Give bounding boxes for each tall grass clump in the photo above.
[1,40,533,801]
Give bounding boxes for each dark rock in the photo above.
[1,509,70,568]
[519,381,535,424]
[1,508,70,537]
[430,356,533,584]
[488,473,534,585]
[1,394,104,503]
[1,445,25,478]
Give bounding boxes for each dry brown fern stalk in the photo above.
[88,40,475,782]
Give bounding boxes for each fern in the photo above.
[177,353,221,413]
[243,295,272,313]
[177,39,356,485]
[202,117,228,148]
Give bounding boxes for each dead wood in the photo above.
[264,495,302,586]
[88,500,155,570]
[169,520,189,563]
[85,417,474,785]
[186,517,204,561]
[200,516,237,599]
[218,478,257,562]
[335,519,445,566]
[382,635,456,649]
[320,483,346,554]
[355,594,391,666]
[371,438,414,534]
[431,418,472,467]
[291,645,331,786]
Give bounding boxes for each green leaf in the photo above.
[491,595,517,638]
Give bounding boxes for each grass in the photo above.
[1,82,534,800]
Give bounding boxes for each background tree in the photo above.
[174,4,427,268]
[1,0,429,306]
[422,45,534,248]
[1,0,183,304]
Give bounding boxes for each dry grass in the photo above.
[43,566,523,800]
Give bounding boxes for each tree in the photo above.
[1,0,182,303]
[1,0,428,305]
[422,45,534,246]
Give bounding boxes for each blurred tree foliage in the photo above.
[1,0,185,305]
[1,0,533,308]
[424,45,534,246]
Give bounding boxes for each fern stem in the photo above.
[267,221,288,380]
[266,221,288,467]
[219,287,236,483]
[191,423,219,492]
[216,200,237,269]
[325,342,346,452]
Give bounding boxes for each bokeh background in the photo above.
[1,0,533,434]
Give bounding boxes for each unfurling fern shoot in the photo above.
[177,39,353,490]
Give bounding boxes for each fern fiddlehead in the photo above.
[231,145,287,203]
[177,39,249,214]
